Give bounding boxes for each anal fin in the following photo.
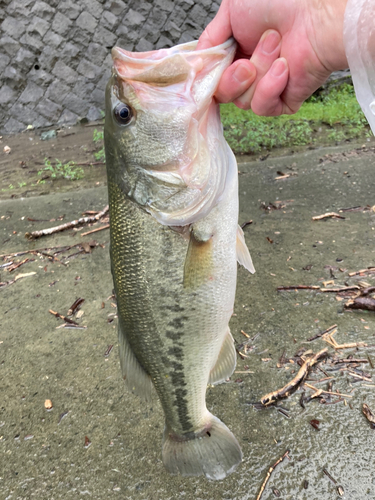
[209,328,236,385]
[118,322,153,401]
[236,225,255,274]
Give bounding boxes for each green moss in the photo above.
[220,84,371,154]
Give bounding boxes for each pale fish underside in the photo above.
[104,38,255,480]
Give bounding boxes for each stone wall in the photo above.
[0,0,219,135]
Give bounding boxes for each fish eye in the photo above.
[114,103,133,125]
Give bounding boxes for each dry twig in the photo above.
[7,258,35,272]
[347,371,372,382]
[1,245,77,260]
[277,285,320,291]
[275,171,297,180]
[236,348,249,360]
[25,205,109,240]
[49,309,79,326]
[322,329,367,350]
[81,224,110,237]
[348,267,375,277]
[321,286,359,293]
[240,220,253,229]
[304,383,353,398]
[362,403,375,427]
[256,450,290,500]
[67,298,85,316]
[323,468,337,485]
[312,212,345,221]
[333,358,368,364]
[307,324,337,342]
[260,349,328,406]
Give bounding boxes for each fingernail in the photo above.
[271,58,287,77]
[261,31,281,54]
[233,64,254,84]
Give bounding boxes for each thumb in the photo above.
[196,1,232,50]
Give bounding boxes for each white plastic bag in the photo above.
[344,0,375,133]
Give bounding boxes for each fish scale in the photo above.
[109,180,226,433]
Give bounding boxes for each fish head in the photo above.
[105,40,236,173]
[105,39,236,224]
[105,54,195,174]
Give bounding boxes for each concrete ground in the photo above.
[1,143,375,499]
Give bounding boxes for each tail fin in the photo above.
[162,413,242,480]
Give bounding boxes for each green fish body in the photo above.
[104,39,254,480]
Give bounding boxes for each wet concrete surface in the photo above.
[1,143,375,499]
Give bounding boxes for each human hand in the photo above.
[197,0,348,116]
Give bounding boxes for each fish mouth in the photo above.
[111,38,236,87]
[112,38,236,64]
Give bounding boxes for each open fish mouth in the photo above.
[106,38,237,227]
[111,38,237,84]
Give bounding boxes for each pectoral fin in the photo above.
[118,322,153,401]
[236,225,255,274]
[209,328,236,385]
[183,229,213,289]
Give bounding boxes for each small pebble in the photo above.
[337,485,344,496]
[44,399,53,410]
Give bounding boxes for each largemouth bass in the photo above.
[104,38,254,480]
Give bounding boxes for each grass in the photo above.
[220,84,371,155]
[93,128,105,161]
[1,184,14,192]
[93,128,103,143]
[39,158,84,181]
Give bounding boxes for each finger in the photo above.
[215,59,256,103]
[234,30,282,110]
[196,1,232,50]
[250,58,292,116]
